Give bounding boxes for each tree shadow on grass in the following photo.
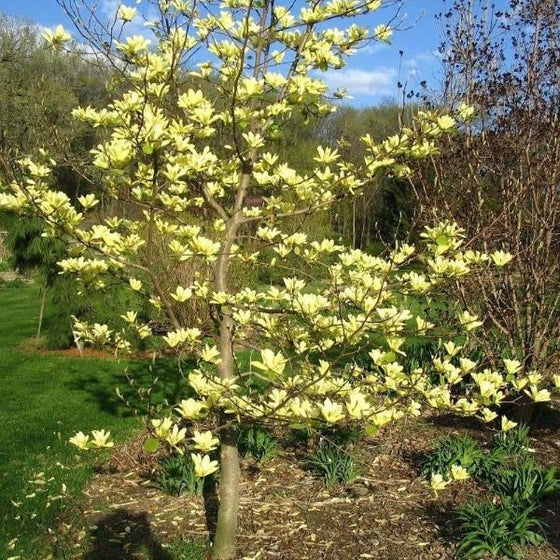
[85,509,173,560]
[65,357,197,417]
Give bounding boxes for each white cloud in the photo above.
[320,67,397,96]
[405,51,437,69]
[360,42,389,56]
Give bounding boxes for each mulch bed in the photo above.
[68,414,560,559]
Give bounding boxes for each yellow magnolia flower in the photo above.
[116,35,151,57]
[42,25,71,49]
[430,473,450,494]
[192,430,219,452]
[491,250,514,267]
[459,357,477,373]
[175,398,206,419]
[454,398,478,415]
[512,378,528,391]
[458,102,475,120]
[152,417,174,438]
[243,131,265,150]
[77,194,99,210]
[478,380,497,399]
[120,311,137,324]
[367,0,382,10]
[200,344,221,364]
[163,327,202,348]
[314,146,339,164]
[480,408,498,423]
[171,286,193,302]
[554,374,560,389]
[91,323,112,344]
[503,359,522,376]
[373,24,392,44]
[69,431,90,450]
[458,310,483,331]
[118,4,137,22]
[320,398,345,424]
[437,115,456,130]
[345,390,372,419]
[192,453,219,478]
[289,396,314,418]
[136,325,151,339]
[165,425,187,447]
[443,341,461,357]
[500,416,517,432]
[129,278,142,291]
[252,349,287,376]
[93,139,133,170]
[233,309,251,326]
[524,385,551,403]
[90,429,114,448]
[450,465,470,481]
[188,236,221,259]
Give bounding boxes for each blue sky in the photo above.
[1,0,445,105]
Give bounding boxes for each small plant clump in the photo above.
[490,458,560,504]
[166,538,209,560]
[153,454,206,497]
[494,424,531,457]
[455,500,544,559]
[308,442,359,487]
[422,426,560,559]
[238,425,278,464]
[420,435,484,480]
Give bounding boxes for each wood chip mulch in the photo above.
[65,414,560,559]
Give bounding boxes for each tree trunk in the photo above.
[212,209,244,558]
[212,424,241,559]
[36,285,47,346]
[352,197,357,248]
[212,314,241,558]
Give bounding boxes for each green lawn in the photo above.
[0,282,147,558]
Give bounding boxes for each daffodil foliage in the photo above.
[1,0,558,555]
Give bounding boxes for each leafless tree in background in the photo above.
[413,0,560,419]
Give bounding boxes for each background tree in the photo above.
[319,104,415,249]
[0,14,110,178]
[0,15,153,348]
[412,0,560,420]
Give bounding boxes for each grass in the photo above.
[0,281,151,558]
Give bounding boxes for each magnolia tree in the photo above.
[1,0,559,558]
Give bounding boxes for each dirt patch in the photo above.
[19,341,159,361]
[0,271,32,282]
[70,416,560,559]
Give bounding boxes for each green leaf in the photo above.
[384,351,396,363]
[143,437,160,453]
[142,144,154,155]
[365,424,379,436]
